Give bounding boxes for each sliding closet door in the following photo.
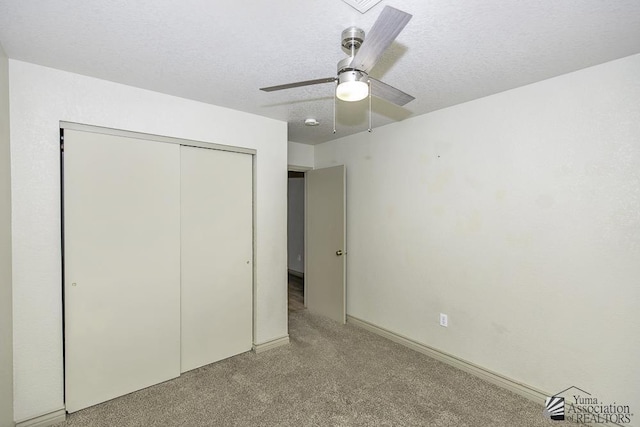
[64,130,181,413]
[180,146,253,373]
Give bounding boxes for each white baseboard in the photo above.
[347,315,549,404]
[15,408,65,427]
[253,335,290,354]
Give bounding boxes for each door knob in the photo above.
[336,250,343,256]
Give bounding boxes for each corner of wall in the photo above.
[0,41,15,427]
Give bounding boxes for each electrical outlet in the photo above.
[439,313,448,327]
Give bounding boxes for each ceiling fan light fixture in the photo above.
[336,70,369,102]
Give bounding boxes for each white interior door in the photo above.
[180,146,253,373]
[64,129,181,413]
[306,165,346,323]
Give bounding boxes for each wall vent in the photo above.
[341,0,382,14]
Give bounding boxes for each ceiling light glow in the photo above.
[336,70,369,102]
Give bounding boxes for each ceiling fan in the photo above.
[260,6,415,109]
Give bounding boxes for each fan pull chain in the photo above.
[368,79,372,133]
[333,81,337,134]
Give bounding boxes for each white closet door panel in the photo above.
[64,130,181,412]
[180,146,253,373]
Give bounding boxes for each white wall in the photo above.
[316,54,640,413]
[288,141,314,169]
[287,177,305,273]
[9,60,288,421]
[0,43,13,427]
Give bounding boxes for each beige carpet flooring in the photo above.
[55,310,573,426]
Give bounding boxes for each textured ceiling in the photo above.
[1,0,640,145]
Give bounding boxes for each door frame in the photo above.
[287,165,311,306]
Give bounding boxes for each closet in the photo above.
[62,126,253,413]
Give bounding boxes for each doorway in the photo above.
[287,171,305,313]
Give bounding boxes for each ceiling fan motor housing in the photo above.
[337,56,369,86]
[337,69,368,85]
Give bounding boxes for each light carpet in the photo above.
[56,310,572,426]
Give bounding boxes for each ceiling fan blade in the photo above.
[369,78,414,106]
[260,77,336,92]
[349,6,412,73]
